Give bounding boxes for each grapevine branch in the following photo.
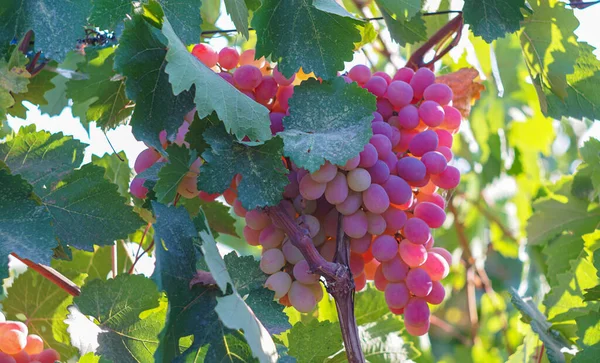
[10,253,81,297]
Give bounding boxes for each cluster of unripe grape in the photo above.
[0,312,60,363]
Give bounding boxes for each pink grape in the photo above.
[431,165,460,189]
[265,271,292,299]
[409,174,430,188]
[239,49,263,67]
[426,281,446,305]
[270,112,285,134]
[233,65,263,90]
[406,268,433,297]
[418,100,445,127]
[272,66,295,86]
[397,157,426,182]
[276,85,294,110]
[0,329,26,354]
[245,209,271,230]
[421,151,448,175]
[409,130,439,157]
[405,320,430,336]
[429,247,452,265]
[130,178,148,199]
[255,76,278,102]
[325,172,349,205]
[233,199,247,217]
[192,43,218,67]
[25,334,43,355]
[372,111,384,122]
[437,146,453,162]
[343,210,368,238]
[423,83,453,105]
[218,47,240,69]
[409,67,435,99]
[376,98,394,120]
[370,134,392,159]
[403,218,431,245]
[372,121,393,140]
[359,143,378,168]
[293,260,319,284]
[299,214,320,237]
[441,105,461,130]
[350,234,372,254]
[299,174,326,200]
[288,281,317,313]
[243,226,261,246]
[310,162,337,183]
[404,297,431,326]
[414,202,446,228]
[372,235,399,262]
[364,76,388,97]
[383,149,399,173]
[366,212,386,235]
[178,175,199,198]
[396,105,420,129]
[296,168,308,183]
[367,160,390,184]
[354,273,367,291]
[347,168,371,192]
[134,148,160,173]
[309,283,324,302]
[435,129,453,148]
[282,240,304,264]
[373,71,392,84]
[362,184,390,214]
[218,72,234,85]
[384,282,410,309]
[390,127,401,148]
[398,239,427,267]
[382,206,407,232]
[382,175,412,206]
[396,129,418,152]
[417,192,445,209]
[341,155,360,171]
[336,191,363,215]
[349,253,365,275]
[348,64,371,84]
[260,249,286,274]
[259,225,285,249]
[393,67,415,83]
[382,256,409,282]
[386,81,414,108]
[374,264,388,291]
[421,252,450,281]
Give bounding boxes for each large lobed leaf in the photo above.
[464,0,527,43]
[376,0,426,47]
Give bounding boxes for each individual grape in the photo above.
[293,260,319,284]
[367,160,390,184]
[384,282,410,309]
[370,134,392,159]
[386,81,414,108]
[245,209,271,230]
[233,199,247,217]
[421,252,450,281]
[408,130,439,157]
[409,67,435,99]
[130,178,148,199]
[393,67,414,83]
[350,234,372,254]
[431,165,460,189]
[300,214,320,237]
[273,66,296,86]
[364,76,388,97]
[218,47,240,69]
[343,210,368,239]
[390,127,401,149]
[405,320,430,336]
[374,264,388,291]
[403,218,431,245]
[366,212,386,235]
[397,157,426,182]
[255,76,278,103]
[404,297,431,326]
[382,206,407,232]
[349,253,365,275]
[319,240,337,262]
[435,129,453,148]
[336,191,363,215]
[288,281,317,313]
[260,249,286,274]
[325,172,349,205]
[238,49,264,67]
[364,258,380,280]
[270,112,285,134]
[409,174,430,189]
[372,111,384,122]
[348,64,371,84]
[233,65,263,90]
[296,168,309,183]
[293,196,317,214]
[398,239,427,267]
[177,175,199,198]
[382,175,412,205]
[347,168,371,192]
[311,162,337,183]
[354,273,367,291]
[0,329,26,354]
[373,71,392,84]
[8,350,28,363]
[275,85,294,110]
[219,72,234,85]
[429,247,452,265]
[265,271,292,299]
[282,240,304,264]
[243,226,260,246]
[383,149,399,174]
[406,268,433,297]
[372,121,393,140]
[358,143,378,168]
[423,83,453,105]
[0,353,16,363]
[436,146,453,162]
[299,174,326,200]
[416,192,445,209]
[362,184,390,214]
[418,100,445,127]
[372,235,399,262]
[32,349,60,363]
[419,180,439,195]
[421,151,448,175]
[340,155,360,171]
[441,105,461,131]
[395,129,419,153]
[223,188,237,205]
[192,43,218,67]
[414,202,446,228]
[425,281,446,305]
[382,256,409,282]
[134,148,160,174]
[259,225,285,249]
[376,98,394,120]
[395,105,420,129]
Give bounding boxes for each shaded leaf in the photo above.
[154,145,197,204]
[464,0,526,42]
[379,5,427,47]
[91,152,131,200]
[287,320,343,362]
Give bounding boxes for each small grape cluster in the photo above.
[0,312,60,363]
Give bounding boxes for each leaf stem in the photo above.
[10,253,81,297]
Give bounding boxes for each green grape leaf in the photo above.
[573,310,600,363]
[584,285,600,302]
[74,274,167,362]
[224,0,250,39]
[463,0,526,42]
[287,320,343,362]
[66,47,132,130]
[0,0,92,61]
[520,0,579,104]
[510,288,574,363]
[78,352,113,363]
[41,164,144,251]
[542,234,584,286]
[89,0,131,30]
[506,333,542,363]
[161,18,272,143]
[252,0,363,80]
[280,78,376,172]
[8,66,56,118]
[40,52,85,117]
[0,170,55,280]
[154,145,197,204]
[160,0,203,44]
[185,111,220,156]
[198,125,288,210]
[0,125,86,196]
[378,3,427,46]
[376,0,421,20]
[115,12,195,151]
[53,244,130,281]
[526,177,600,245]
[0,49,30,119]
[91,152,131,200]
[201,0,222,25]
[3,267,85,358]
[200,200,238,237]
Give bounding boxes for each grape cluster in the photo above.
[0,312,60,363]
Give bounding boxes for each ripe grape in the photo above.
[431,165,460,189]
[369,134,392,159]
[309,282,325,302]
[441,105,462,131]
[0,352,16,363]
[293,196,317,214]
[366,212,386,235]
[270,112,285,134]
[311,162,338,183]
[382,176,412,205]
[409,130,439,157]
[134,148,160,174]
[238,49,264,67]
[0,329,26,354]
[349,253,365,275]
[418,100,445,127]
[343,210,368,238]
[421,252,450,281]
[367,160,390,184]
[404,297,431,327]
[293,260,319,284]
[288,281,317,313]
[398,239,427,267]
[414,202,446,228]
[219,72,234,85]
[243,226,260,246]
[347,168,371,192]
[409,67,435,99]
[348,64,371,84]
[382,256,409,282]
[384,282,410,309]
[282,240,304,265]
[421,151,448,175]
[245,209,271,230]
[429,247,452,265]
[350,234,372,254]
[354,273,367,291]
[130,178,148,199]
[382,206,407,232]
[372,235,399,262]
[32,349,60,363]
[436,146,454,162]
[362,184,390,214]
[341,155,360,171]
[386,81,414,108]
[300,214,320,237]
[374,264,388,291]
[9,350,28,363]
[376,98,394,120]
[405,320,430,336]
[260,249,286,274]
[358,143,378,168]
[423,83,453,105]
[177,175,199,198]
[393,67,414,83]
[372,121,393,140]
[425,281,446,305]
[259,225,285,249]
[403,218,431,245]
[273,66,295,86]
[373,71,392,84]
[406,268,433,297]
[319,240,337,262]
[255,76,278,103]
[192,44,218,67]
[416,192,445,209]
[233,65,263,90]
[396,105,420,129]
[397,157,426,182]
[364,76,388,97]
[336,191,362,215]
[299,174,326,200]
[265,271,292,299]
[218,47,240,69]
[325,172,349,205]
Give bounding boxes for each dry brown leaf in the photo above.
[436,68,485,118]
